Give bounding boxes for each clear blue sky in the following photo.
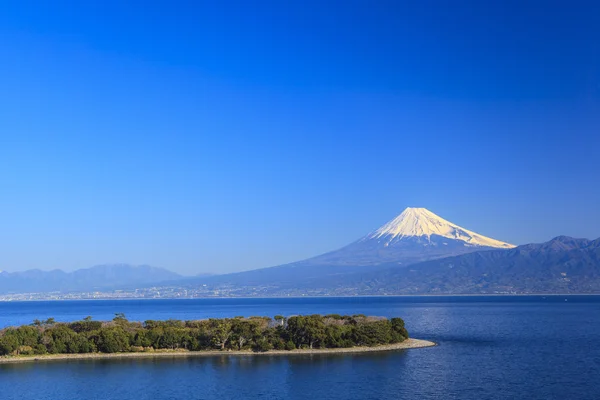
[1,1,599,274]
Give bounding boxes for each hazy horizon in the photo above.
[2,207,598,275]
[1,2,599,275]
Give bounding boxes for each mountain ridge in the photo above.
[192,236,600,295]
[0,264,182,294]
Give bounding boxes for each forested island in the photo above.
[0,314,433,361]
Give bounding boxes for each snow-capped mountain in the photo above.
[366,207,514,249]
[193,207,516,289]
[292,207,515,268]
[188,207,516,289]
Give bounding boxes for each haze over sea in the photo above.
[1,296,599,400]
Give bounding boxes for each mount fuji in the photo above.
[191,207,515,288]
[191,208,600,295]
[289,207,514,268]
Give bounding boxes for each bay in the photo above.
[1,296,599,400]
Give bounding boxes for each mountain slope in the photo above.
[0,264,182,294]
[189,207,514,288]
[314,236,600,295]
[289,207,514,268]
[187,236,600,295]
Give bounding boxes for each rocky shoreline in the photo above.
[0,338,435,364]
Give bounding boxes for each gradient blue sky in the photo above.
[1,1,599,274]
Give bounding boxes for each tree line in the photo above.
[0,314,409,356]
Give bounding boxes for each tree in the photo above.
[161,327,189,349]
[284,340,296,350]
[352,321,393,346]
[69,333,94,353]
[97,327,130,353]
[70,319,102,333]
[133,330,152,348]
[231,319,260,350]
[391,318,409,339]
[45,324,79,353]
[252,337,273,352]
[324,324,353,348]
[0,335,19,356]
[14,326,41,347]
[209,319,232,350]
[113,313,128,323]
[286,315,326,349]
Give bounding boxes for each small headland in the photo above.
[0,314,434,364]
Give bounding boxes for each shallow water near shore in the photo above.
[1,296,599,399]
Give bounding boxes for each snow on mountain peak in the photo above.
[366,207,514,249]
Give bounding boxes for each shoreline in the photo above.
[2,294,599,303]
[0,338,435,364]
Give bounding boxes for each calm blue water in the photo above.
[1,296,599,400]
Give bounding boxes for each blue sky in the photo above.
[1,1,599,274]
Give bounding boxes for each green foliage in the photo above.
[287,315,327,349]
[96,327,130,353]
[0,314,409,357]
[17,345,35,356]
[351,321,393,346]
[132,330,152,348]
[0,335,19,355]
[252,337,273,352]
[44,325,78,353]
[33,344,48,355]
[11,326,40,347]
[231,319,260,350]
[391,318,409,339]
[284,340,296,350]
[69,320,102,333]
[323,324,353,348]
[113,313,127,322]
[209,319,232,350]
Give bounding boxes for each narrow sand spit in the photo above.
[0,338,435,364]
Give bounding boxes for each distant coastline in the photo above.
[2,293,600,302]
[0,338,435,364]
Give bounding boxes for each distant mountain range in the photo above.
[304,236,600,295]
[2,208,600,296]
[0,264,181,294]
[189,208,600,295]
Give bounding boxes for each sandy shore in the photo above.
[0,338,435,364]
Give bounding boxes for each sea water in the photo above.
[1,296,598,400]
